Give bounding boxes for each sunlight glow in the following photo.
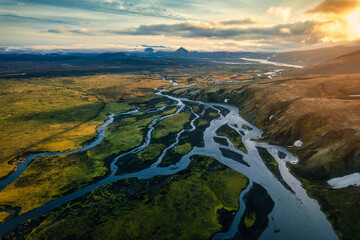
[314,7,360,43]
[345,8,360,40]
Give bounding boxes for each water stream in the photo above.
[0,86,338,239]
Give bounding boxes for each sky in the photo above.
[1,0,360,52]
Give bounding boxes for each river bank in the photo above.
[169,73,360,239]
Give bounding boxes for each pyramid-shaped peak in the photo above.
[173,47,189,56]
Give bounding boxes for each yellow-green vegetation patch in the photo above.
[128,94,162,105]
[100,102,133,118]
[198,119,209,127]
[216,125,248,154]
[152,112,191,139]
[0,106,175,215]
[154,102,167,108]
[0,211,11,223]
[87,114,163,163]
[170,88,187,95]
[33,121,102,153]
[131,112,143,116]
[208,112,219,117]
[0,74,169,178]
[256,147,280,179]
[154,101,176,108]
[0,81,102,177]
[315,125,327,133]
[190,104,201,113]
[249,136,268,143]
[174,143,192,155]
[87,106,177,165]
[0,152,106,214]
[244,212,256,228]
[162,107,177,115]
[0,162,15,181]
[137,144,165,162]
[33,102,134,154]
[25,155,248,240]
[32,102,134,154]
[241,124,253,130]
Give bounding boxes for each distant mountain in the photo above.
[172,47,189,56]
[287,49,360,75]
[0,53,83,62]
[189,51,272,59]
[270,45,360,66]
[95,52,130,59]
[168,48,272,59]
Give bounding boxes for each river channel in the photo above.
[0,86,338,239]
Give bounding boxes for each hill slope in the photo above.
[287,50,360,76]
[270,45,360,66]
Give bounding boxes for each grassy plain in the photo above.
[152,112,191,139]
[0,73,177,216]
[0,153,101,214]
[0,102,180,214]
[137,144,166,162]
[174,142,192,155]
[0,74,170,178]
[23,155,248,240]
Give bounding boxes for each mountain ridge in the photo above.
[287,49,360,76]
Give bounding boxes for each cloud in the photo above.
[140,45,167,48]
[47,29,71,34]
[305,0,360,42]
[47,20,324,44]
[2,43,145,52]
[47,29,101,35]
[122,21,321,43]
[280,28,292,34]
[306,0,359,15]
[0,14,78,25]
[218,18,257,25]
[266,7,292,22]
[16,0,190,20]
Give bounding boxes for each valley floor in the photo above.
[0,70,359,239]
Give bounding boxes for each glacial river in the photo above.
[0,86,338,239]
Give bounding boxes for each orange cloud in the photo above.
[280,28,292,34]
[307,0,359,15]
[305,0,360,42]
